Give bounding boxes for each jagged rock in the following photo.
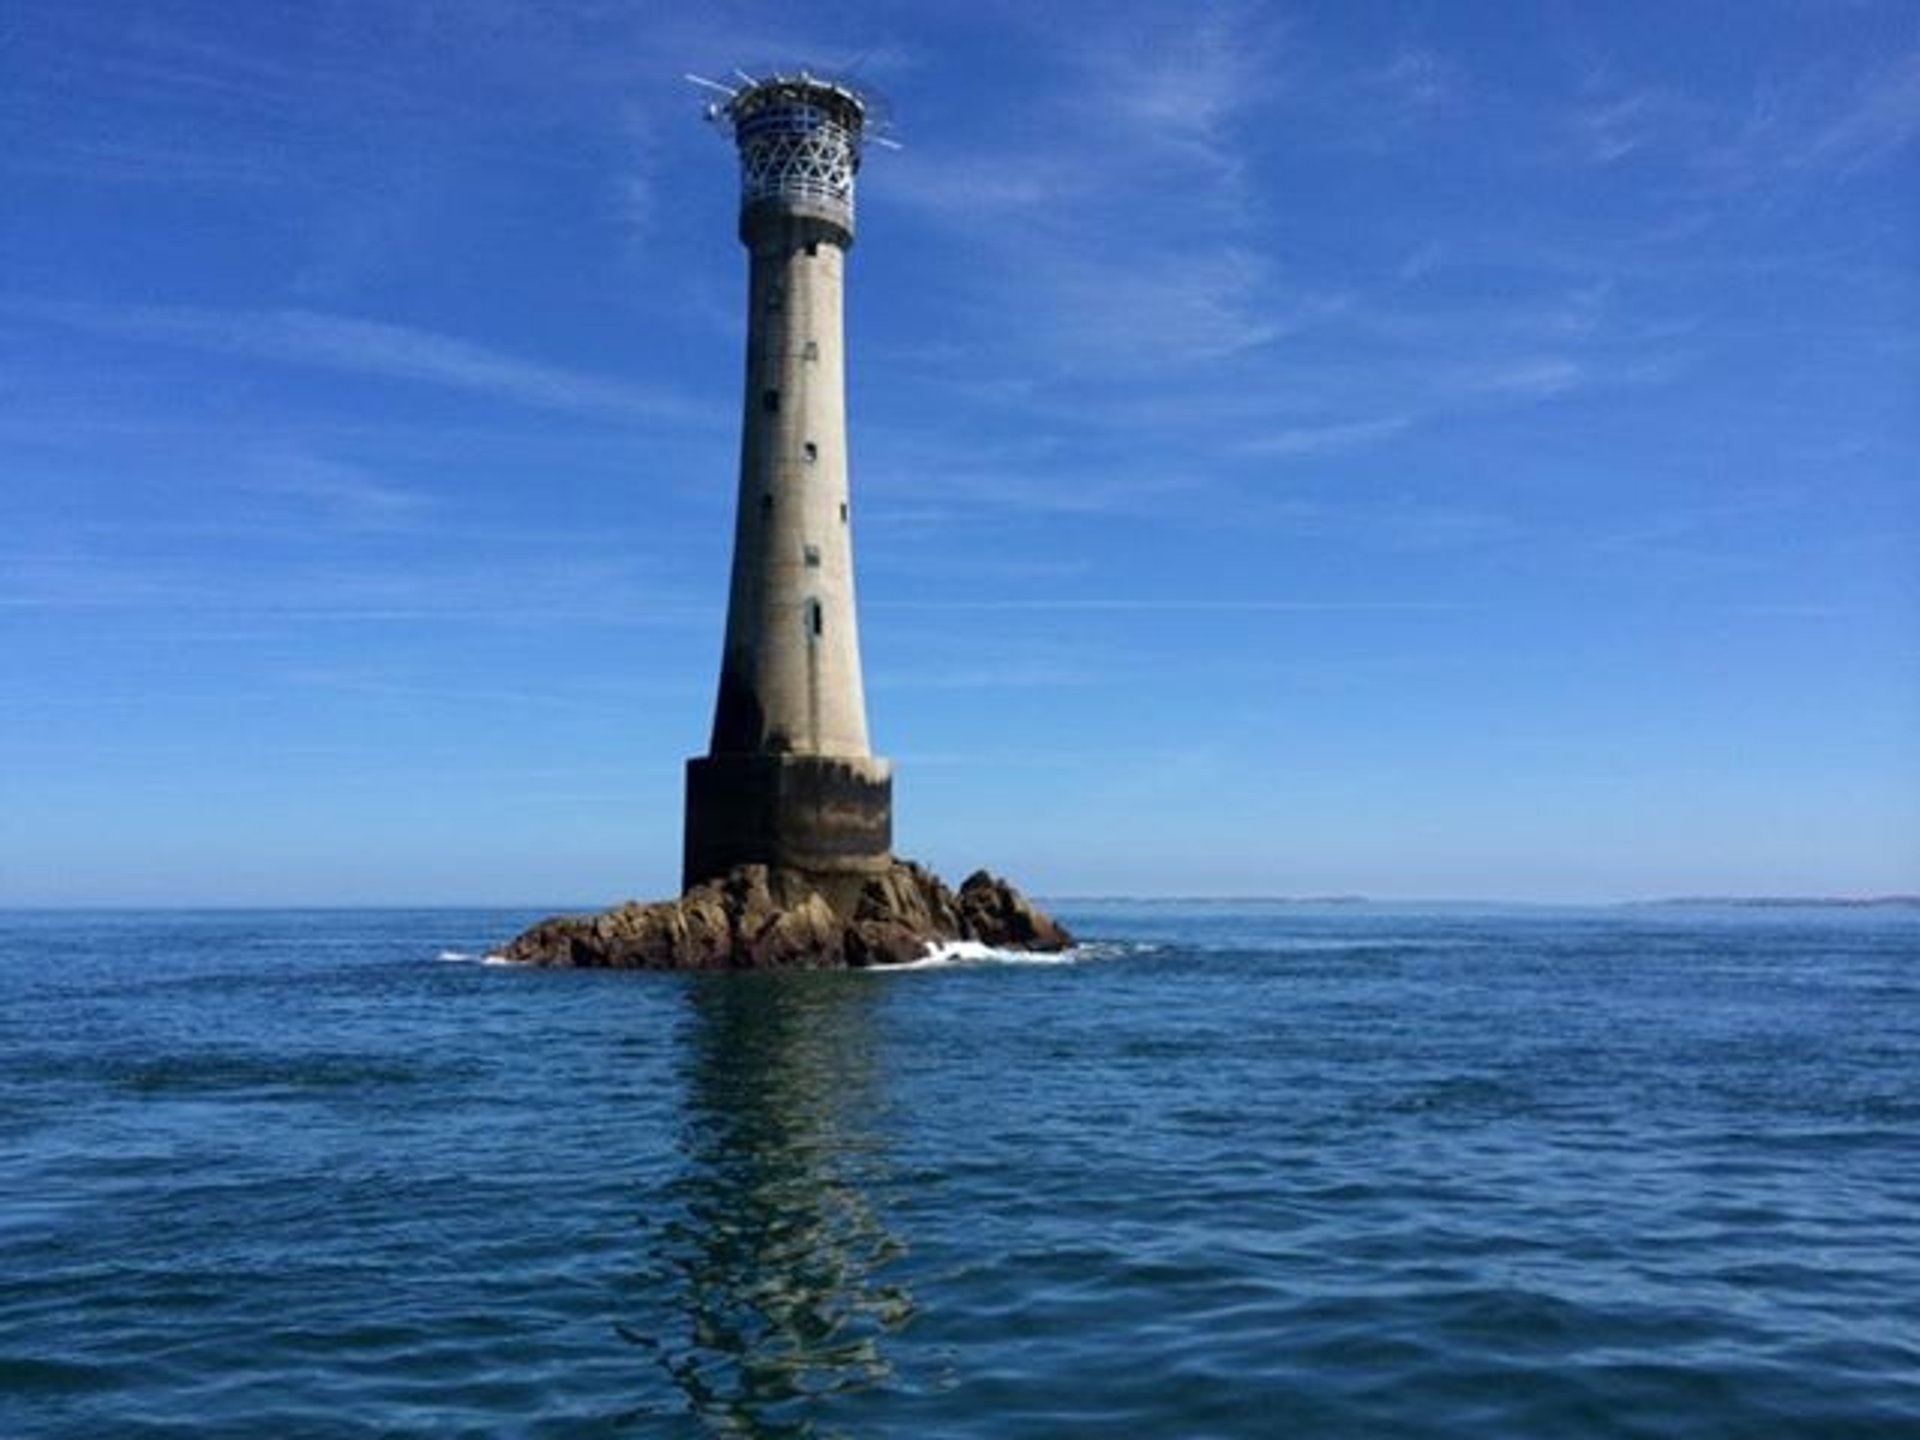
[844,917,929,968]
[853,860,961,935]
[495,858,1071,970]
[957,869,1075,951]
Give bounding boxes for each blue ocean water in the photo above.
[1,902,1916,1438]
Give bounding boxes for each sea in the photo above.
[1,902,1915,1438]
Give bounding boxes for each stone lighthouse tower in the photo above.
[683,72,892,892]
[490,74,1070,968]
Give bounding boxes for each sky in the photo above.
[2,0,1916,905]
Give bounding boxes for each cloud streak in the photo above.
[1570,47,1920,189]
[1237,415,1414,458]
[870,598,1469,613]
[4,299,708,422]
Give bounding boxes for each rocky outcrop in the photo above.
[496,860,1071,970]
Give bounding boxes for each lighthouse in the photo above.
[492,72,1070,967]
[683,72,893,893]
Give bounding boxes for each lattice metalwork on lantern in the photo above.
[687,69,894,243]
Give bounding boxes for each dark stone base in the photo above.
[494,860,1072,971]
[684,753,892,892]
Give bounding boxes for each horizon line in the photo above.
[1,894,1914,914]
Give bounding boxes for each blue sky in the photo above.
[2,0,1915,905]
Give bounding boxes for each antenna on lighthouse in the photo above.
[687,65,903,150]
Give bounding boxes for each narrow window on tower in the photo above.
[762,388,780,414]
[762,492,775,514]
[839,501,848,523]
[802,441,818,464]
[802,340,819,362]
[804,544,821,568]
[806,600,823,637]
[805,241,819,257]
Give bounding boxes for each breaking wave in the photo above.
[436,950,516,966]
[879,939,1156,971]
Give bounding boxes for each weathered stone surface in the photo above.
[495,858,1071,970]
[957,869,1076,951]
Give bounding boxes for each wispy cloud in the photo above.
[5,135,291,187]
[615,101,663,241]
[1244,494,1523,554]
[1237,415,1414,458]
[879,150,1090,221]
[1459,355,1586,399]
[1717,602,1866,620]
[240,451,428,529]
[1571,89,1675,165]
[867,462,1201,519]
[1217,346,1641,465]
[867,3,1303,376]
[0,546,713,628]
[282,667,701,709]
[893,744,1217,772]
[871,597,1469,613]
[1368,49,1464,113]
[1027,246,1293,366]
[1782,49,1920,176]
[1070,4,1287,178]
[4,299,707,422]
[871,663,1104,692]
[1570,47,1920,187]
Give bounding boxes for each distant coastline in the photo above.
[1631,895,1920,910]
[1050,895,1920,910]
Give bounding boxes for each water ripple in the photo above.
[0,905,1916,1436]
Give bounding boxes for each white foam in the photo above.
[1072,940,1161,961]
[874,939,1137,971]
[436,950,518,966]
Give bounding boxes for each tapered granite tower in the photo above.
[683,73,892,892]
[493,72,1072,968]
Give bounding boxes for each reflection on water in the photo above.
[627,974,914,1436]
